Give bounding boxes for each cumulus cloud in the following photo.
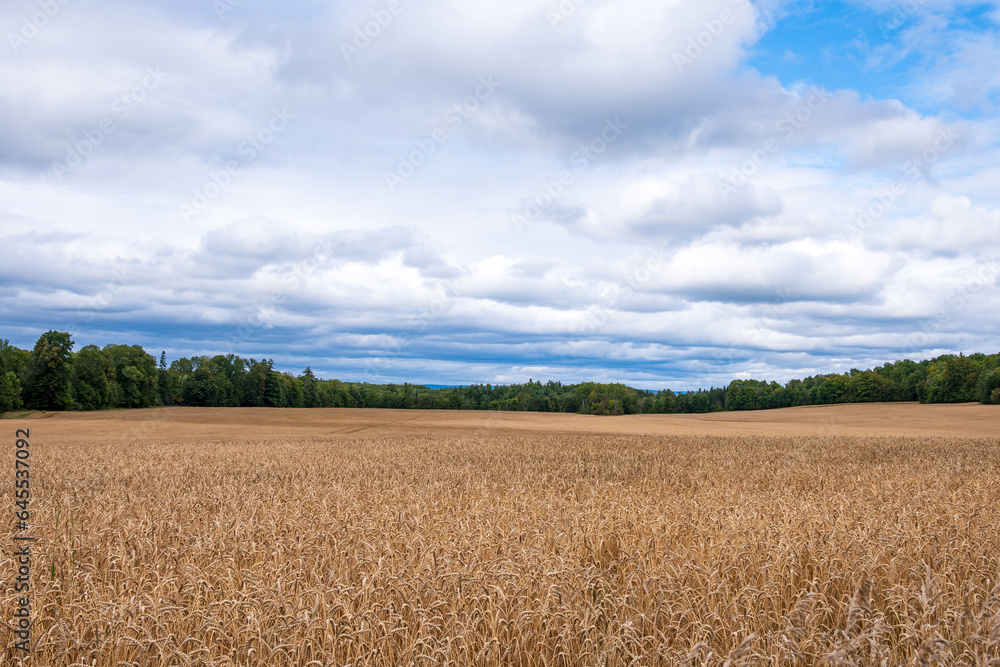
[647,240,894,303]
[877,194,1000,254]
[623,172,784,238]
[1,0,998,387]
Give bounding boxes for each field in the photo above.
[3,404,1000,665]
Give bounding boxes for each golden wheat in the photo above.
[2,408,999,665]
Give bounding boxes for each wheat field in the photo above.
[2,405,999,665]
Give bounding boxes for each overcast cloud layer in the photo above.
[2,0,998,388]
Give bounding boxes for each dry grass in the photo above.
[3,406,1000,665]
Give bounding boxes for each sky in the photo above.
[1,0,999,389]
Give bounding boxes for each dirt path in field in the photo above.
[13,402,998,445]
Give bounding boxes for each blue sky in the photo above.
[751,0,1000,115]
[1,0,998,389]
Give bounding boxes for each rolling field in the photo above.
[3,404,1000,665]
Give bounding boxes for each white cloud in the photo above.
[1,0,998,386]
[878,194,1000,253]
[624,172,784,238]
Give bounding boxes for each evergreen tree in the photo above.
[300,367,321,408]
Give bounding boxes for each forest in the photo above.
[2,331,999,415]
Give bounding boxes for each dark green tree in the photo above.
[105,344,159,408]
[726,379,761,411]
[264,366,285,407]
[0,371,21,413]
[70,345,115,410]
[925,355,978,403]
[0,339,21,413]
[976,368,1000,404]
[158,368,184,405]
[22,331,74,410]
[170,358,195,374]
[0,338,24,413]
[286,375,305,408]
[181,367,228,406]
[300,367,321,408]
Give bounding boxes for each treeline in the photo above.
[723,353,1000,410]
[1,331,999,415]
